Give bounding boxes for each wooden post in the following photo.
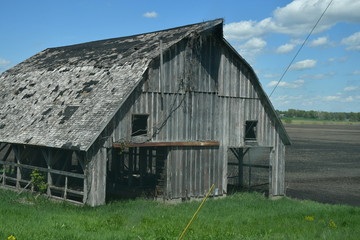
[238,149,243,187]
[41,148,53,197]
[128,148,133,187]
[64,176,68,200]
[1,146,12,187]
[79,153,87,204]
[12,145,23,190]
[139,148,147,187]
[149,148,153,174]
[85,147,107,206]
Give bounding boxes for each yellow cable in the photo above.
[178,184,215,240]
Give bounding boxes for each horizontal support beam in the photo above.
[113,141,220,148]
[228,162,271,169]
[0,160,84,179]
[228,146,273,149]
[49,185,84,196]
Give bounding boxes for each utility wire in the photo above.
[268,0,334,98]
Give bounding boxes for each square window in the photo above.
[131,114,149,136]
[245,121,257,141]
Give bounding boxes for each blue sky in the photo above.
[1,0,359,112]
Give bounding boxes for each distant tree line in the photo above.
[277,109,360,122]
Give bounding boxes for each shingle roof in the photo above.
[0,19,223,151]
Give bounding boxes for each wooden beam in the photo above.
[113,141,220,148]
[0,160,84,179]
[0,143,8,152]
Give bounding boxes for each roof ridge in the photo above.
[48,18,224,50]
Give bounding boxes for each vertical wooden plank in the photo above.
[278,142,286,195]
[85,146,107,206]
[64,176,68,200]
[166,148,173,199]
[203,148,210,193]
[13,146,22,190]
[128,148,133,187]
[184,147,189,199]
[42,149,53,197]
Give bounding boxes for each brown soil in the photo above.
[284,124,360,207]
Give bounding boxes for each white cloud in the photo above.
[300,72,336,80]
[323,95,341,101]
[276,43,295,53]
[341,32,360,51]
[273,95,304,102]
[290,59,317,70]
[267,79,304,89]
[224,0,360,41]
[143,11,158,18]
[0,58,10,67]
[237,37,267,61]
[352,70,360,75]
[309,36,329,47]
[343,96,355,102]
[224,18,274,40]
[264,73,280,79]
[344,86,359,91]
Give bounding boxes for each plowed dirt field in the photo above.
[285,124,360,207]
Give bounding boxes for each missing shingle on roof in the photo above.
[59,68,70,73]
[0,123,5,129]
[22,92,36,99]
[51,85,59,93]
[14,87,27,95]
[42,108,52,115]
[59,106,79,124]
[76,80,99,98]
[24,137,33,143]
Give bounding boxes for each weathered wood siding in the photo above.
[106,34,286,199]
[85,146,107,206]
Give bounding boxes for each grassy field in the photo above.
[0,189,359,239]
[281,118,360,125]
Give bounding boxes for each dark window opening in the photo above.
[245,121,257,140]
[132,114,149,136]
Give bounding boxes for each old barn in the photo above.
[0,19,290,206]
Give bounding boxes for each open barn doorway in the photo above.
[107,147,168,201]
[227,147,272,196]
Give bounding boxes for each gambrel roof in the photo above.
[0,19,223,151]
[0,19,289,151]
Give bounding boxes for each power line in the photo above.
[268,0,334,98]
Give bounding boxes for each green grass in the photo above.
[0,189,359,239]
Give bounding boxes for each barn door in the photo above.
[227,147,272,194]
[107,146,168,199]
